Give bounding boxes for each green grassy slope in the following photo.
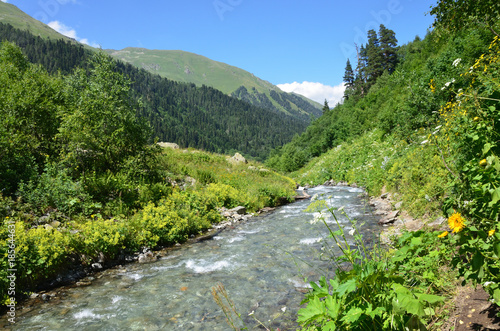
[107,48,276,94]
[0,2,75,42]
[106,47,323,120]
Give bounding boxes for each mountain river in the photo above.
[9,185,381,330]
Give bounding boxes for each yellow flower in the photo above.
[489,229,495,237]
[438,231,449,238]
[448,213,466,233]
[479,159,488,167]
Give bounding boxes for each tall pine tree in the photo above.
[379,24,398,74]
[343,59,355,100]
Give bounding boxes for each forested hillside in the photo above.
[281,2,500,329]
[107,47,323,122]
[0,22,307,161]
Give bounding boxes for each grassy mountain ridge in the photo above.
[106,47,323,121]
[0,2,80,44]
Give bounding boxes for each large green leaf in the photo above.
[297,296,325,324]
[335,278,357,297]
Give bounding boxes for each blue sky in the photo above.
[2,0,436,104]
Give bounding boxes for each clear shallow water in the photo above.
[11,186,380,331]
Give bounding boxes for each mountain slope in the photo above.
[0,2,75,42]
[0,21,309,160]
[106,47,323,122]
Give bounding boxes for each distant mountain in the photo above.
[0,2,75,42]
[106,48,323,122]
[0,6,313,160]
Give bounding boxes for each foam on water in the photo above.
[74,309,102,320]
[111,296,123,304]
[185,258,233,273]
[127,273,144,281]
[227,235,245,243]
[299,237,322,245]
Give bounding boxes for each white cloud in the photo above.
[48,20,99,48]
[277,81,345,106]
[1,0,9,3]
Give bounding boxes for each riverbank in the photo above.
[364,185,500,330]
[2,185,376,330]
[0,185,311,326]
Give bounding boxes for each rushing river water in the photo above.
[10,186,381,331]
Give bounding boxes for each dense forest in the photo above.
[0,22,308,161]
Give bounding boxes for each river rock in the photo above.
[228,206,246,215]
[91,263,103,270]
[75,281,92,287]
[379,210,400,225]
[157,142,179,149]
[138,251,156,263]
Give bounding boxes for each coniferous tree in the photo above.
[365,29,384,86]
[379,24,399,74]
[322,99,330,113]
[354,44,368,96]
[343,59,355,100]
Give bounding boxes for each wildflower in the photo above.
[473,117,480,121]
[438,231,449,238]
[349,229,356,236]
[479,159,488,167]
[453,58,461,67]
[484,282,494,287]
[338,206,345,212]
[311,194,319,201]
[310,211,324,224]
[448,213,466,233]
[489,229,495,237]
[281,306,287,312]
[421,140,429,145]
[248,311,254,316]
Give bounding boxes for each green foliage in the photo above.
[0,219,72,302]
[58,51,151,175]
[298,201,450,330]
[431,35,500,305]
[430,0,500,36]
[17,163,98,217]
[0,41,63,195]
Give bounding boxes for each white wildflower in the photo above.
[452,58,461,67]
[349,229,356,236]
[248,311,254,316]
[435,125,442,130]
[441,81,452,90]
[421,140,428,145]
[281,307,287,312]
[338,206,344,212]
[469,66,474,73]
[310,211,324,224]
[311,194,319,201]
[484,281,494,287]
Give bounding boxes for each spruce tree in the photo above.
[379,24,398,74]
[343,59,355,100]
[365,29,384,86]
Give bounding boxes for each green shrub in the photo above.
[17,163,99,217]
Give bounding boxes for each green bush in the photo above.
[17,163,99,217]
